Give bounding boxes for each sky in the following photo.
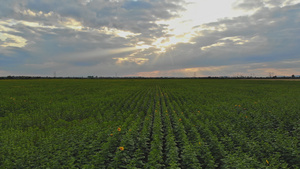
[1,0,300,77]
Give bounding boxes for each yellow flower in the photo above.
[179,118,182,121]
[199,142,201,145]
[266,160,269,164]
[110,134,113,136]
[119,147,124,151]
[117,127,121,132]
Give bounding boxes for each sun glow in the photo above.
[152,34,195,53]
[146,0,248,54]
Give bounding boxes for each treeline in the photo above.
[0,75,299,80]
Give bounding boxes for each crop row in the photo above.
[0,79,299,168]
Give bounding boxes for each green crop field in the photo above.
[0,79,299,168]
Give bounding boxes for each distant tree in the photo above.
[291,74,295,78]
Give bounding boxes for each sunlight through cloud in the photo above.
[148,0,248,54]
[98,27,141,39]
[1,0,299,77]
[114,57,149,65]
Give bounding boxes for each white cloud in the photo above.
[59,17,84,30]
[0,33,27,48]
[114,57,149,65]
[1,19,57,30]
[201,42,226,51]
[0,24,20,33]
[19,9,54,17]
[97,26,141,38]
[200,35,260,51]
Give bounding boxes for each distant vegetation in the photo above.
[0,74,299,79]
[0,79,299,168]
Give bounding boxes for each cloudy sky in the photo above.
[1,0,300,77]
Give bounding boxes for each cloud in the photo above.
[0,0,299,77]
[128,60,300,77]
[233,0,265,11]
[133,3,300,76]
[123,1,152,10]
[233,0,300,10]
[114,57,149,65]
[0,33,27,47]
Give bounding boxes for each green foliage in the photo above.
[0,79,299,168]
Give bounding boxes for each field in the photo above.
[0,79,299,168]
